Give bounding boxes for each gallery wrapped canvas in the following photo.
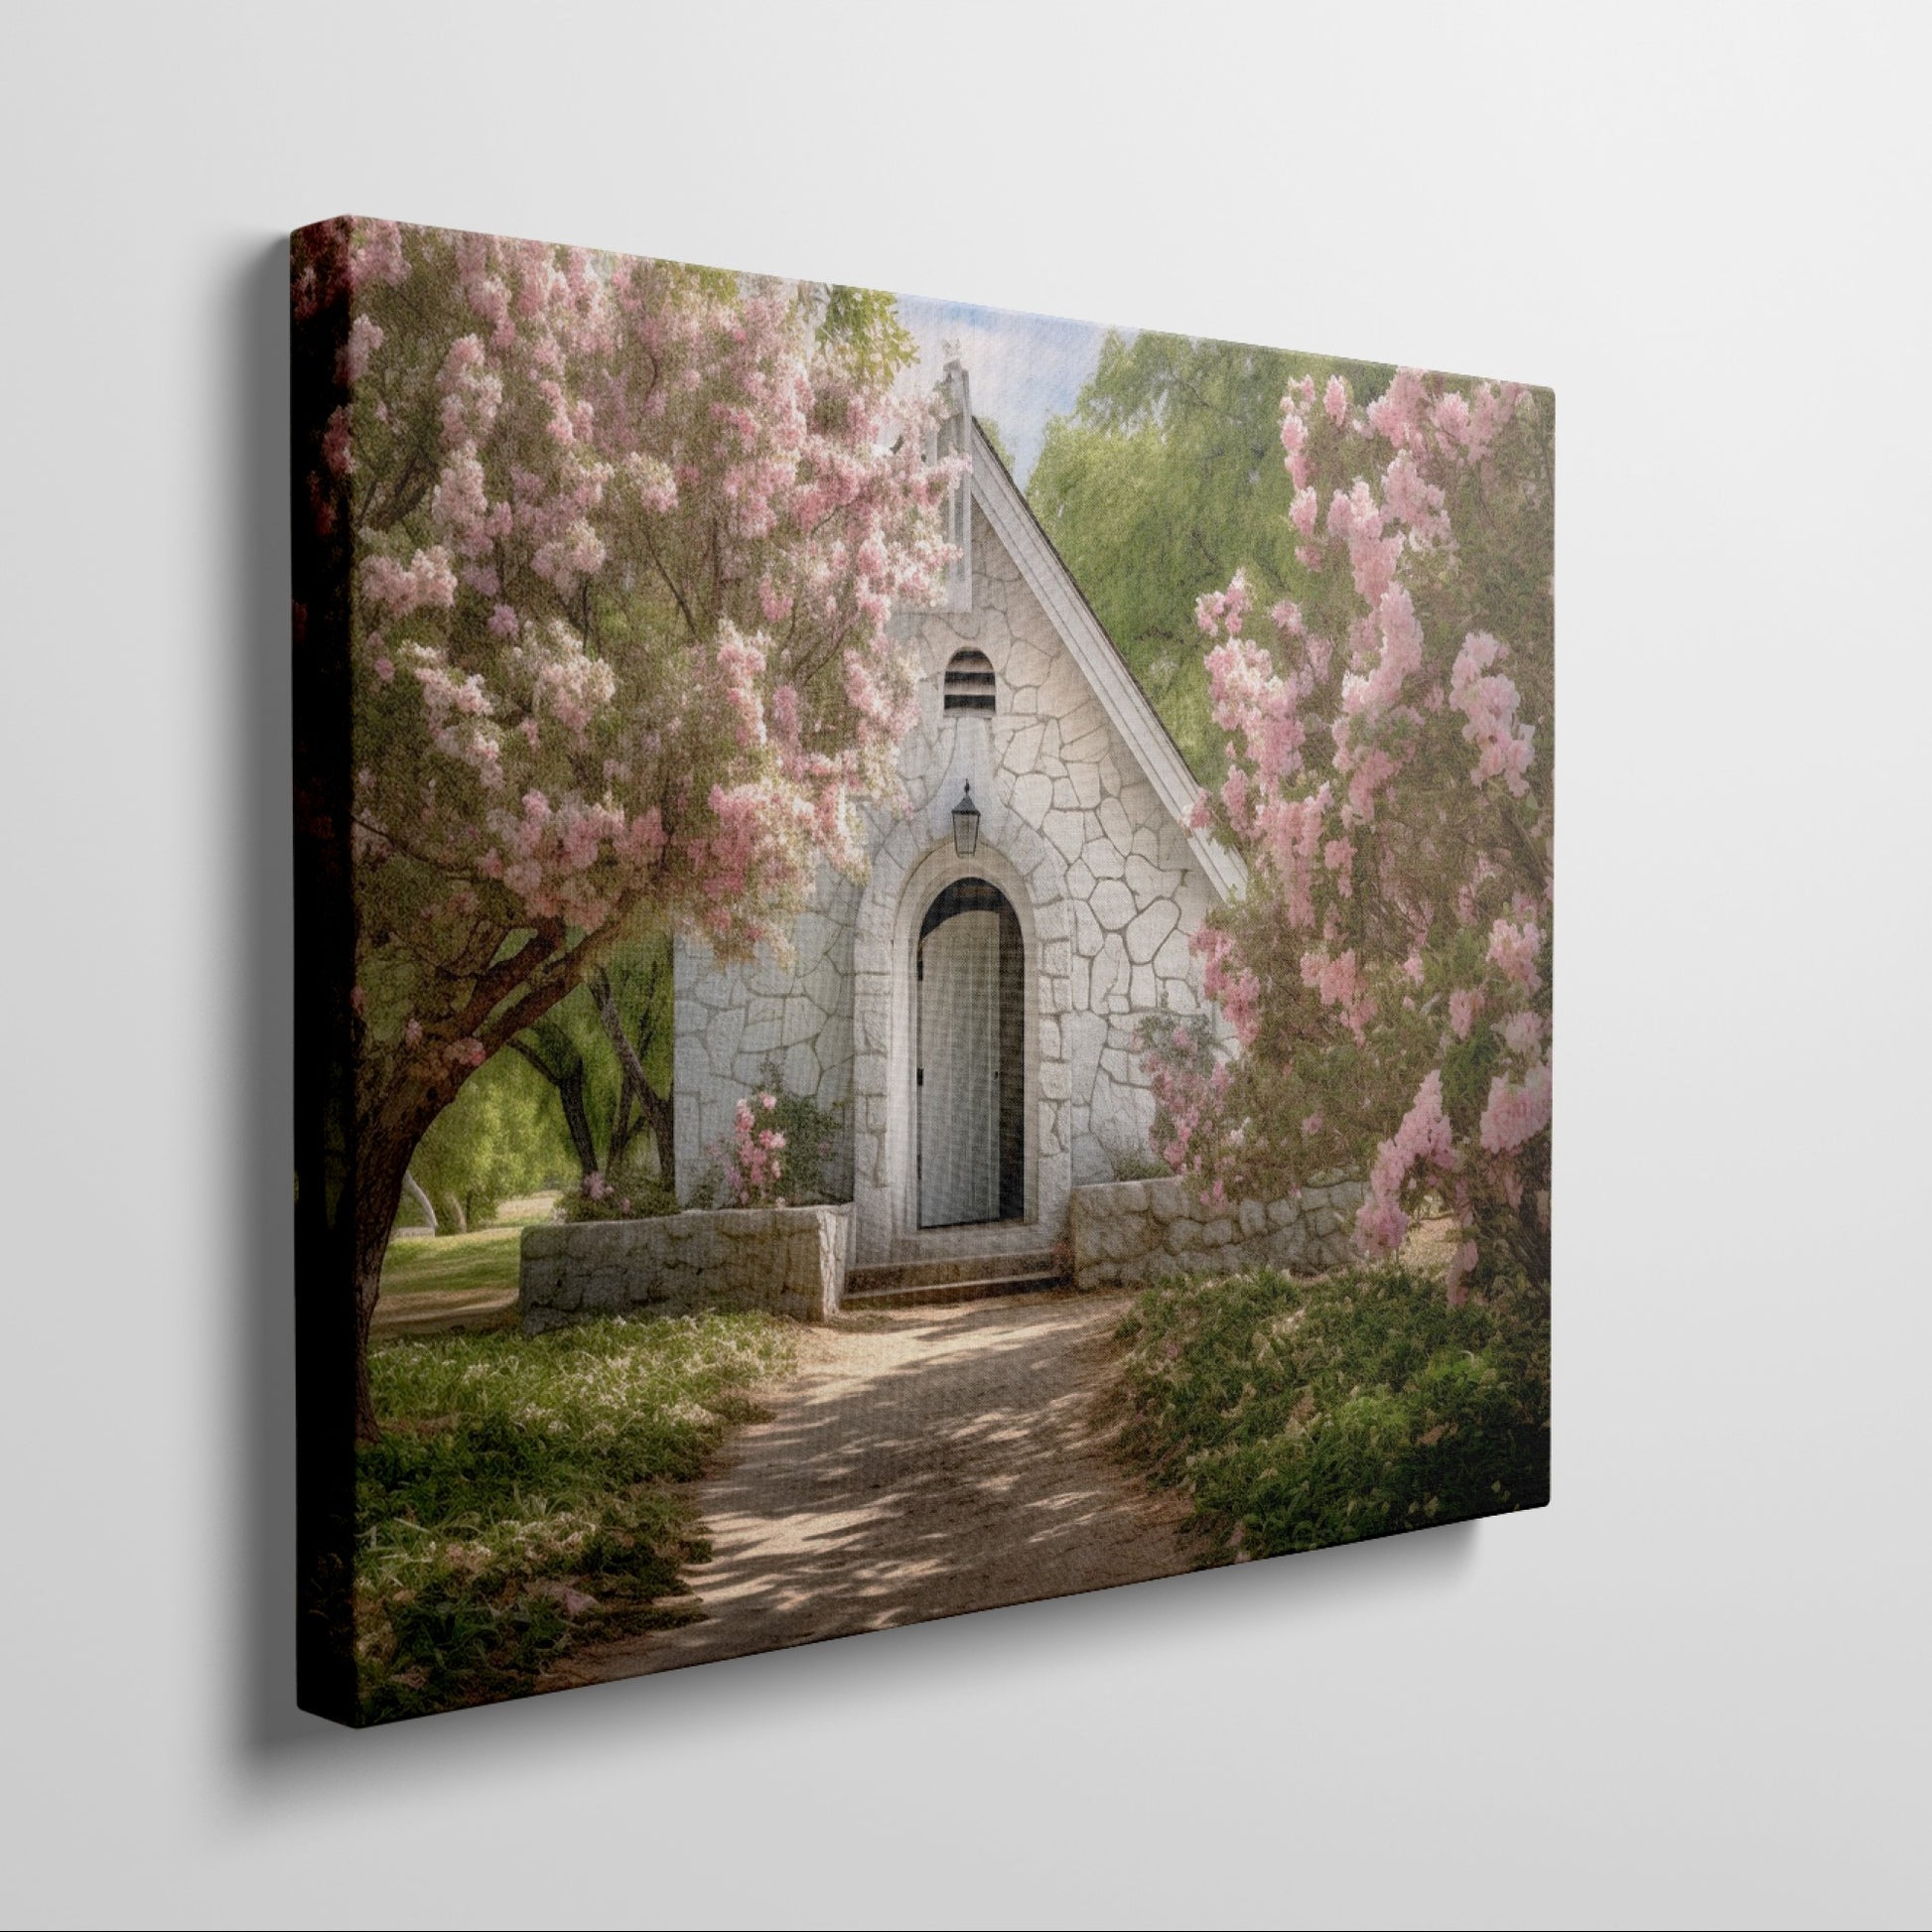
[291,216,1552,1725]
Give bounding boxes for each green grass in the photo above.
[356,1311,795,1722]
[381,1190,561,1299]
[1116,1266,1549,1560]
[378,1225,523,1298]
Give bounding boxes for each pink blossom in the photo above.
[1300,946,1375,1041]
[1279,406,1311,490]
[1356,1070,1455,1258]
[322,406,353,478]
[1501,1011,1545,1054]
[712,1093,788,1203]
[340,314,384,383]
[1450,631,1534,795]
[1479,1060,1552,1154]
[1195,570,1253,639]
[1487,917,1543,993]
[1364,368,1430,454]
[1323,375,1348,427]
[1381,449,1449,544]
[1449,988,1484,1039]
[1192,926,1262,1047]
[362,547,457,617]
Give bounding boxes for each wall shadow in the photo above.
[219,232,310,1758]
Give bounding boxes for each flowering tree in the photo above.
[1152,367,1554,1298]
[292,219,956,1437]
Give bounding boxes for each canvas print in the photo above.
[290,217,1553,1725]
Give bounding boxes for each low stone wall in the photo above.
[1068,1174,1364,1290]
[519,1204,851,1333]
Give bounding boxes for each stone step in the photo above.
[844,1249,1063,1297]
[841,1269,1068,1310]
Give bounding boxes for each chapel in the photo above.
[672,365,1242,1270]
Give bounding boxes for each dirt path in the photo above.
[543,1289,1202,1686]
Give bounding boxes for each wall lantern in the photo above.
[951,781,981,857]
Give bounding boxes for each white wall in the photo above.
[2,5,1926,1926]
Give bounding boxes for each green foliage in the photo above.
[356,1311,795,1721]
[759,1067,845,1204]
[1028,332,1394,780]
[976,417,1017,472]
[560,1177,680,1223]
[687,1063,847,1209]
[1116,1267,1549,1558]
[814,283,918,387]
[407,1047,571,1233]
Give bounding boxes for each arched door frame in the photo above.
[849,820,1074,1264]
[916,875,1026,1228]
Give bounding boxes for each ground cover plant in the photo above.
[1115,1264,1549,1558]
[356,1311,794,1721]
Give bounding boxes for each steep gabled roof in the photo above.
[967,420,1247,905]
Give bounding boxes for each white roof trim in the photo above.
[967,421,1247,906]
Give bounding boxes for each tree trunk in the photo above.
[639,1079,675,1189]
[591,969,674,1190]
[401,1168,438,1234]
[351,1088,447,1442]
[512,1037,599,1180]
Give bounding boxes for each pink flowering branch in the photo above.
[1147,359,1554,1294]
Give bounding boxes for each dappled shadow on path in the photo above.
[544,1292,1201,1687]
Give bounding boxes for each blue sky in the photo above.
[893,295,1123,485]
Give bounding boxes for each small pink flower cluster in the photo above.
[1191,926,1261,1047]
[1356,1071,1455,1259]
[1450,632,1534,797]
[1479,1061,1552,1157]
[1486,917,1544,994]
[713,1094,786,1206]
[1140,1017,1232,1177]
[1299,945,1375,1043]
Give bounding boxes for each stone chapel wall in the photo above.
[674,498,1217,1221]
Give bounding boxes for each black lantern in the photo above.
[951,780,980,857]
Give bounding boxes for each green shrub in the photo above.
[688,1065,849,1209]
[356,1311,794,1722]
[1116,1266,1548,1558]
[560,1173,680,1223]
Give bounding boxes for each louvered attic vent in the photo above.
[943,648,996,713]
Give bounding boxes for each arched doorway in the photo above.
[917,878,1025,1228]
